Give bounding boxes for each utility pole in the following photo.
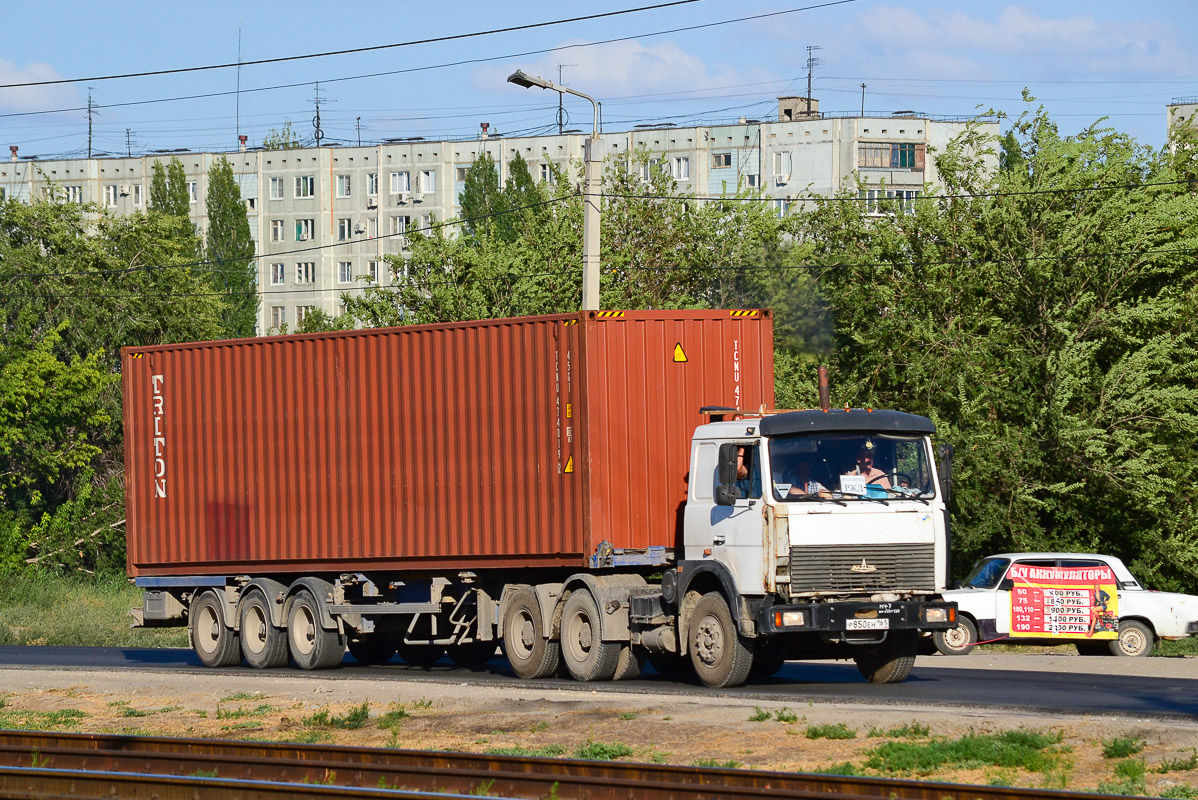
[126,128,132,157]
[555,63,576,134]
[805,45,822,114]
[312,83,324,147]
[860,83,866,117]
[356,116,361,147]
[87,88,96,158]
[236,23,242,141]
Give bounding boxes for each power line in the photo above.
[0,2,701,89]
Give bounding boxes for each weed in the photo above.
[529,721,549,733]
[864,728,1066,777]
[302,770,338,786]
[377,709,408,730]
[773,708,798,724]
[813,762,860,776]
[1097,758,1146,796]
[410,698,433,709]
[285,730,334,744]
[645,750,668,764]
[985,767,1017,786]
[1102,734,1145,759]
[573,740,633,761]
[119,707,149,718]
[303,702,370,730]
[806,723,857,740]
[1160,786,1198,799]
[886,722,930,738]
[0,708,86,731]
[469,779,496,796]
[221,692,261,702]
[30,751,50,769]
[217,703,276,720]
[1157,752,1198,773]
[485,744,566,758]
[662,716,672,721]
[694,758,742,768]
[748,707,771,722]
[220,722,264,732]
[190,768,219,778]
[619,712,637,720]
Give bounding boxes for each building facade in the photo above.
[1167,97,1198,152]
[1,99,996,335]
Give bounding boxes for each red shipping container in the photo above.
[123,310,774,577]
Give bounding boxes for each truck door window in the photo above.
[735,445,761,499]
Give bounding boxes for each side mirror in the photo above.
[937,442,954,502]
[998,578,1014,591]
[715,485,736,506]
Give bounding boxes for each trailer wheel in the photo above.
[287,590,344,670]
[446,639,496,667]
[190,591,241,668]
[502,587,560,679]
[347,636,397,666]
[1111,620,1154,657]
[688,592,753,688]
[611,644,646,681]
[560,589,620,682]
[239,591,287,669]
[855,631,918,683]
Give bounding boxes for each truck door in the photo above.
[685,442,765,593]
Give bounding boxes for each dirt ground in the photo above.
[1,657,1196,796]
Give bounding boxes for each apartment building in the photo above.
[1167,97,1198,152]
[0,98,996,335]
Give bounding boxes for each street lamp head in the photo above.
[507,70,554,91]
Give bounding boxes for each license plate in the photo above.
[846,618,890,631]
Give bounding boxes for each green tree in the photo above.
[205,156,258,337]
[790,109,1198,589]
[262,119,301,150]
[458,152,505,240]
[149,157,190,218]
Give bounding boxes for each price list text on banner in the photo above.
[1007,563,1119,640]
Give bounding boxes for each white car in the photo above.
[935,552,1198,657]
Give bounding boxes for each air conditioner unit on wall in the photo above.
[367,199,377,209]
[118,185,131,196]
[298,233,310,241]
[412,191,424,203]
[398,192,410,204]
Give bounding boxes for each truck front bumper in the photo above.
[1187,621,1198,636]
[757,599,957,635]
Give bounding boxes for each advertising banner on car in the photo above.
[1008,564,1119,639]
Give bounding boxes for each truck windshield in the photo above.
[768,433,935,502]
[960,557,1011,589]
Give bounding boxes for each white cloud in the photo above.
[0,59,80,114]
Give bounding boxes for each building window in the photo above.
[245,197,256,211]
[104,185,118,206]
[420,214,432,231]
[539,163,557,184]
[64,185,82,204]
[270,177,284,200]
[337,218,352,241]
[270,220,285,242]
[367,217,378,238]
[773,199,791,217]
[295,175,315,198]
[295,262,315,284]
[419,169,436,194]
[132,184,143,206]
[390,171,410,194]
[858,142,924,169]
[858,188,922,214]
[338,261,353,284]
[773,152,792,183]
[367,260,379,282]
[270,263,285,285]
[712,152,732,168]
[747,174,761,189]
[270,306,286,328]
[0,187,6,201]
[671,156,690,180]
[295,219,314,241]
[336,174,351,198]
[367,173,378,195]
[296,305,316,324]
[456,166,470,181]
[187,181,198,204]
[389,215,409,236]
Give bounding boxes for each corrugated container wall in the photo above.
[124,311,774,577]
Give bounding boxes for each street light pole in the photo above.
[508,69,601,311]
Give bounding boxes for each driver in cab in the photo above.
[849,441,890,489]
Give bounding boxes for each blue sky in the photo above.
[2,1,1194,158]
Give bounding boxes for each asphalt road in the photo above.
[3,646,1195,719]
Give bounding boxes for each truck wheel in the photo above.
[347,636,397,665]
[688,592,753,688]
[933,617,977,656]
[190,591,241,668]
[502,587,560,679]
[238,591,287,669]
[287,590,345,670]
[612,644,646,681]
[855,631,918,683]
[447,639,497,667]
[1110,620,1154,657]
[560,589,621,681]
[748,645,786,680]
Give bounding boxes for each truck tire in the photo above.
[688,592,753,688]
[238,590,287,669]
[502,587,560,679]
[190,591,241,668]
[287,590,344,670]
[612,644,646,681]
[748,645,786,680]
[933,617,977,656]
[1110,620,1154,657]
[560,589,621,682]
[446,639,496,667]
[855,631,918,683]
[347,636,397,665]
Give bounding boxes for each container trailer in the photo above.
[125,310,955,687]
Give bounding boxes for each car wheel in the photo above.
[933,617,977,656]
[1110,620,1155,657]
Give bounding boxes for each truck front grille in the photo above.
[789,543,935,594]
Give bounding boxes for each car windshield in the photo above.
[961,557,1011,589]
[768,433,935,502]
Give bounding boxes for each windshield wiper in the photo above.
[880,487,929,504]
[789,494,847,507]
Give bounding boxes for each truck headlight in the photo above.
[924,606,951,624]
[774,610,807,628]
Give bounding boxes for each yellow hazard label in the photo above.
[564,456,574,473]
[729,309,760,317]
[566,403,572,419]
[673,343,688,362]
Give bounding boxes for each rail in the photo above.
[0,730,1120,799]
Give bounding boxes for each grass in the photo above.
[864,729,1068,777]
[813,761,861,776]
[694,758,742,769]
[0,572,188,647]
[806,723,857,740]
[1156,752,1198,773]
[485,744,566,758]
[868,722,930,739]
[217,703,276,720]
[303,703,370,730]
[0,707,86,731]
[1097,758,1147,796]
[573,740,633,761]
[1102,734,1145,759]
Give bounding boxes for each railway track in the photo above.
[0,730,1115,799]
